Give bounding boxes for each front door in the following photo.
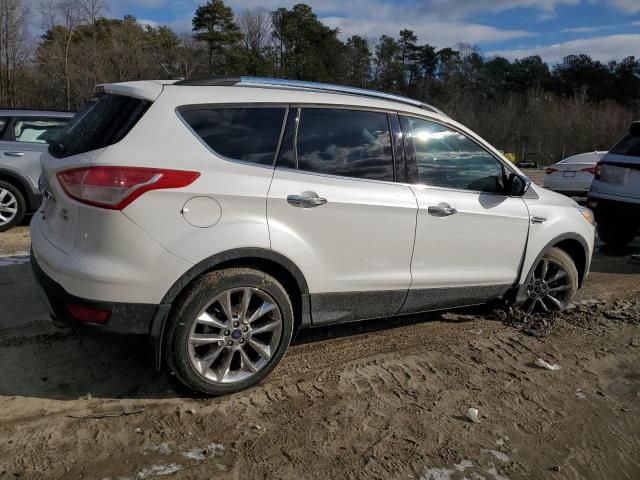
[399,115,530,314]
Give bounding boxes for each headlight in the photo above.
[577,206,595,226]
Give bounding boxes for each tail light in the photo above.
[65,303,111,324]
[57,166,200,210]
[580,166,597,175]
[593,161,603,180]
[545,167,557,174]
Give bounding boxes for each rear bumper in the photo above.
[587,195,640,224]
[30,249,170,336]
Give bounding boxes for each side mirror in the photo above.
[506,173,530,196]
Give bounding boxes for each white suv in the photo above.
[31,77,595,395]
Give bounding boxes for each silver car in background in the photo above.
[543,151,607,197]
[0,109,73,231]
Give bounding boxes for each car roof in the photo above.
[0,109,74,118]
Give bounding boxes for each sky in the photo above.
[92,0,640,63]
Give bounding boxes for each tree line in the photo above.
[1,0,638,164]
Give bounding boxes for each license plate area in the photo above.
[563,171,576,178]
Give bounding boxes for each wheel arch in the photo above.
[0,168,39,210]
[151,248,311,370]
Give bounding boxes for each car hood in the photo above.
[527,184,579,208]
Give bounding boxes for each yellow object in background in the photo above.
[504,152,516,163]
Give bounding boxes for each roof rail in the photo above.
[173,76,446,116]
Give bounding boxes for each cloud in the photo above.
[605,0,640,14]
[487,34,640,63]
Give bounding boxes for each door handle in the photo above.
[428,205,458,217]
[4,152,24,157]
[287,194,327,208]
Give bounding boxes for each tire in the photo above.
[0,180,26,232]
[164,267,294,395]
[521,247,579,315]
[597,222,637,252]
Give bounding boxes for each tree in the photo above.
[0,0,30,107]
[192,0,242,74]
[345,35,371,87]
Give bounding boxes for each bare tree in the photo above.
[40,0,87,110]
[237,6,271,54]
[0,0,30,107]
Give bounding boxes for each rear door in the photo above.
[267,107,417,325]
[1,116,68,191]
[400,115,530,314]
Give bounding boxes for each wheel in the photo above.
[164,268,294,395]
[0,181,26,232]
[522,247,578,315]
[597,222,637,252]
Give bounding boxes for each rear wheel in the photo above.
[165,268,294,395]
[597,222,637,252]
[522,247,578,315]
[0,181,26,232]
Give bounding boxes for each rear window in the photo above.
[610,134,640,157]
[49,93,150,158]
[180,107,286,166]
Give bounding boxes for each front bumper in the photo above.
[30,249,170,337]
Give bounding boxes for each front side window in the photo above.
[181,107,286,166]
[14,117,68,144]
[406,117,506,193]
[296,108,394,182]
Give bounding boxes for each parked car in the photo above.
[0,109,74,231]
[31,78,595,395]
[588,122,640,249]
[543,151,607,197]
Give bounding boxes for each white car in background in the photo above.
[543,151,607,197]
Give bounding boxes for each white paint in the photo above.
[420,468,455,480]
[486,466,511,480]
[136,463,181,479]
[483,450,511,463]
[455,459,474,471]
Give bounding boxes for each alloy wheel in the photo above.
[524,256,572,314]
[187,287,283,385]
[0,188,18,226]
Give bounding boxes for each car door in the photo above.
[267,107,418,325]
[1,116,69,191]
[399,115,530,314]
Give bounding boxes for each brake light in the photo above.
[57,167,200,210]
[593,161,603,180]
[545,167,557,174]
[580,166,597,175]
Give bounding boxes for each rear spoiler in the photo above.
[96,81,164,102]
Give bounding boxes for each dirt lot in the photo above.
[1,203,640,479]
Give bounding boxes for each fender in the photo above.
[513,232,590,305]
[150,247,311,370]
[0,167,41,210]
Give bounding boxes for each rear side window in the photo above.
[296,108,394,182]
[0,117,9,137]
[180,107,286,166]
[14,117,68,144]
[610,134,640,157]
[50,93,150,158]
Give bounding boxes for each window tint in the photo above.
[275,108,297,169]
[14,117,68,144]
[610,133,640,157]
[181,107,286,166]
[0,117,8,137]
[407,117,506,193]
[297,108,394,182]
[50,93,150,158]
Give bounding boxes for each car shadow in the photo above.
[590,240,640,275]
[0,305,495,402]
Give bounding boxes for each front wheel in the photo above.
[165,268,294,395]
[522,247,578,315]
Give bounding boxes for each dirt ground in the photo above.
[1,206,640,479]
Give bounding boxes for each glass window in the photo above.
[50,93,150,158]
[0,117,8,137]
[14,117,68,144]
[297,108,394,182]
[407,117,506,193]
[275,108,297,170]
[610,133,640,157]
[181,107,286,166]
